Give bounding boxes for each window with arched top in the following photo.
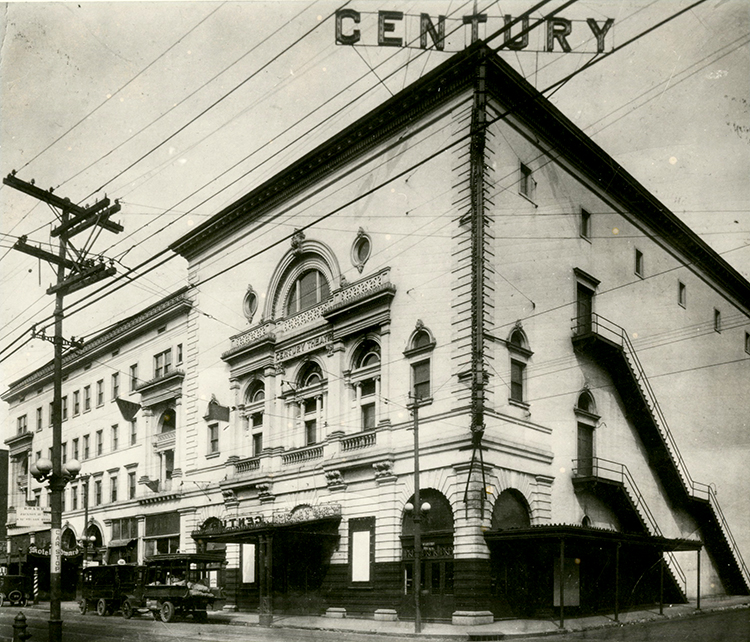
[244,381,266,456]
[404,324,436,403]
[351,339,381,431]
[574,389,600,477]
[286,269,330,316]
[491,489,531,530]
[576,390,596,414]
[159,408,176,433]
[507,327,532,406]
[293,362,326,446]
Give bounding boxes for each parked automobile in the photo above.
[79,563,146,616]
[0,575,32,607]
[121,553,225,622]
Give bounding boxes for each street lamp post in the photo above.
[30,456,81,642]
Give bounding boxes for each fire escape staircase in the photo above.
[572,313,750,595]
[572,457,687,602]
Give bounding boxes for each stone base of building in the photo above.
[452,611,494,626]
[326,607,347,618]
[374,608,398,621]
[222,604,238,612]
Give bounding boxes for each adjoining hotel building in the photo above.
[4,43,749,622]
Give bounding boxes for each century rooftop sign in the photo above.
[335,9,615,54]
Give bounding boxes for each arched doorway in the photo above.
[401,489,454,620]
[489,489,536,617]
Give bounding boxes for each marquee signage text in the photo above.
[197,503,342,536]
[335,9,615,54]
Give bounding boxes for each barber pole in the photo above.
[33,567,38,604]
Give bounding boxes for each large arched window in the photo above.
[244,381,265,456]
[351,339,381,431]
[285,269,330,316]
[491,489,531,530]
[294,361,326,446]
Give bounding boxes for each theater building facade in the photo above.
[4,44,749,622]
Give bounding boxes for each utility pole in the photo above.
[4,171,122,642]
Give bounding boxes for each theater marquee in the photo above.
[335,8,615,54]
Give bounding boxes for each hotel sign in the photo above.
[196,503,342,536]
[336,9,614,54]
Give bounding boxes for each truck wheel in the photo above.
[8,590,22,605]
[79,599,88,614]
[160,601,175,623]
[121,600,134,619]
[96,598,109,616]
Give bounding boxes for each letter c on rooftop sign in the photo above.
[336,9,361,45]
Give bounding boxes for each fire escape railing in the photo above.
[572,313,750,590]
[573,457,687,593]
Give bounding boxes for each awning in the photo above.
[115,398,141,422]
[107,538,137,548]
[484,524,702,552]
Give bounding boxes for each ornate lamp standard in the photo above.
[29,456,81,642]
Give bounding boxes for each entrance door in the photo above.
[403,555,455,620]
[577,423,594,476]
[576,284,594,335]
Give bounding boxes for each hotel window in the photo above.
[110,476,118,503]
[286,269,330,316]
[519,162,535,200]
[130,419,138,446]
[351,339,381,431]
[349,517,375,585]
[111,424,119,451]
[61,396,68,421]
[208,424,219,455]
[154,349,172,378]
[507,328,532,406]
[129,364,139,391]
[17,414,27,434]
[73,390,80,416]
[128,471,137,499]
[96,380,104,406]
[83,434,90,460]
[714,308,722,333]
[111,372,120,399]
[84,385,91,411]
[144,512,180,557]
[96,430,103,456]
[635,249,644,277]
[36,407,43,431]
[176,344,183,365]
[72,438,79,461]
[94,479,102,506]
[404,325,435,403]
[580,209,591,240]
[678,281,686,308]
[71,485,78,511]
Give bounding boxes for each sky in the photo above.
[0,0,748,567]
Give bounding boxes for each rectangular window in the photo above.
[242,543,256,584]
[96,380,104,407]
[714,308,722,333]
[73,390,80,416]
[208,424,219,454]
[305,419,317,446]
[362,403,376,431]
[129,364,139,392]
[128,471,137,499]
[154,349,172,378]
[510,360,525,403]
[111,517,138,540]
[130,419,137,446]
[111,373,119,399]
[349,517,375,584]
[111,424,119,451]
[519,163,534,199]
[83,435,90,460]
[62,442,67,464]
[17,414,28,434]
[94,479,102,506]
[412,360,430,400]
[71,485,78,511]
[635,249,644,277]
[61,396,68,421]
[49,402,54,427]
[678,281,686,308]
[252,433,263,457]
[72,438,79,461]
[176,344,183,365]
[110,476,118,503]
[36,407,43,432]
[96,430,103,456]
[580,209,591,239]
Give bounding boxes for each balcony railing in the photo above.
[235,456,260,474]
[154,430,176,450]
[281,444,324,466]
[341,430,377,452]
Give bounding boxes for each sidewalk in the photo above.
[46,595,749,639]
